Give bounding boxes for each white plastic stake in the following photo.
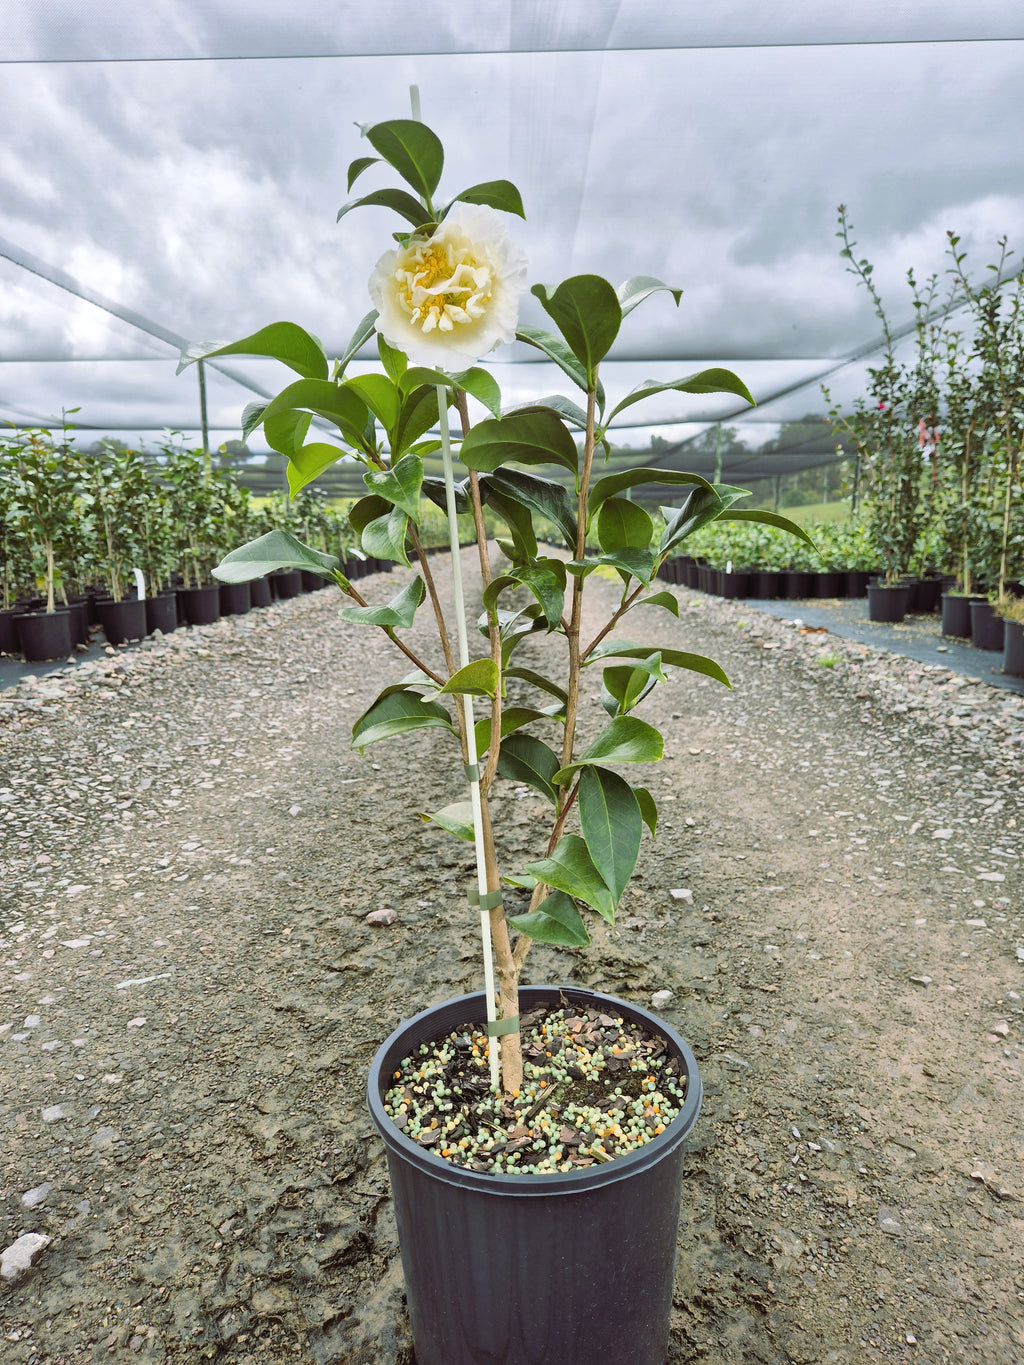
[133,567,146,600]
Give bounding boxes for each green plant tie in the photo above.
[468,886,503,911]
[486,1016,520,1038]
[463,761,481,783]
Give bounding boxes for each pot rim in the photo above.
[367,983,702,1197]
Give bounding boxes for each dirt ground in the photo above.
[1,554,1022,1365]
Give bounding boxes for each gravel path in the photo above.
[1,558,1022,1364]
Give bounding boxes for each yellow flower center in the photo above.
[394,235,494,335]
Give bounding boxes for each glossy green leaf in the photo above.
[596,497,654,554]
[363,453,424,521]
[531,275,622,386]
[452,367,503,419]
[176,322,328,381]
[337,187,433,228]
[259,379,370,446]
[481,487,537,562]
[507,891,590,947]
[394,386,443,459]
[504,667,568,706]
[586,639,731,688]
[287,442,348,496]
[265,407,312,459]
[553,715,663,784]
[515,323,591,398]
[503,395,589,429]
[351,686,455,749]
[606,368,754,425]
[421,474,470,516]
[241,401,267,443]
[492,604,548,667]
[600,655,666,716]
[495,733,561,804]
[475,706,560,755]
[626,589,680,618]
[212,529,340,584]
[376,332,408,382]
[443,179,526,219]
[338,574,425,628]
[348,494,391,537]
[634,787,658,839]
[570,548,655,588]
[364,118,444,201]
[333,311,379,378]
[345,374,401,432]
[346,154,380,191]
[715,507,820,552]
[438,659,500,698]
[459,410,578,475]
[659,487,728,556]
[523,835,615,922]
[481,469,578,552]
[588,467,713,520]
[616,276,683,318]
[516,558,567,629]
[361,505,411,566]
[578,766,642,904]
[419,801,475,842]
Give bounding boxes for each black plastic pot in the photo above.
[696,564,715,594]
[844,570,870,598]
[749,569,782,599]
[867,582,911,623]
[218,581,251,616]
[145,593,179,635]
[970,599,1005,652]
[178,584,221,626]
[717,569,749,599]
[65,599,90,647]
[249,576,273,608]
[813,571,845,598]
[96,597,147,646]
[781,570,812,599]
[941,592,984,638]
[271,569,302,599]
[1004,620,1024,677]
[0,606,19,655]
[15,608,72,662]
[909,577,943,614]
[368,985,702,1365]
[300,569,326,592]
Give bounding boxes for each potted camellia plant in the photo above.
[7,426,80,661]
[181,115,812,1365]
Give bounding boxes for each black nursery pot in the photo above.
[178,584,221,626]
[368,985,702,1365]
[941,592,984,638]
[844,570,870,598]
[248,576,273,608]
[814,570,845,598]
[218,581,251,616]
[145,593,180,636]
[867,582,911,623]
[0,606,20,655]
[970,599,1006,652]
[1004,620,1024,677]
[749,569,782,599]
[271,569,302,599]
[96,597,147,646]
[717,569,749,599]
[15,608,72,662]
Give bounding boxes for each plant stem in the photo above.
[560,383,598,768]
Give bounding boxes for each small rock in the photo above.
[288,804,302,816]
[977,871,1005,882]
[931,829,953,840]
[21,1182,53,1209]
[41,1104,66,1123]
[23,1015,41,1028]
[908,975,932,986]
[366,908,397,926]
[651,989,674,1007]
[1,1232,51,1284]
[878,1213,903,1236]
[990,1021,1010,1038]
[669,888,694,904]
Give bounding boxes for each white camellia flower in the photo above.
[369,203,528,369]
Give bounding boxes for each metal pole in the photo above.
[197,359,211,476]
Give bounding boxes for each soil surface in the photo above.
[1,554,1022,1365]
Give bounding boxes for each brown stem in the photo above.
[478,795,523,1094]
[466,467,503,795]
[337,574,446,686]
[581,581,647,660]
[408,523,457,676]
[561,384,599,768]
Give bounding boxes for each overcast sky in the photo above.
[2,1,1023,454]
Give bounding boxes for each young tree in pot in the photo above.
[80,442,150,604]
[180,116,813,1362]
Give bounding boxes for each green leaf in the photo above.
[508,892,590,947]
[337,311,379,377]
[578,767,642,905]
[347,155,380,191]
[715,508,820,552]
[338,574,425,628]
[241,400,267,443]
[259,379,370,447]
[265,407,312,459]
[588,468,714,520]
[515,323,594,401]
[616,276,683,318]
[606,369,755,425]
[600,655,666,716]
[377,333,408,383]
[553,716,663,784]
[394,386,443,459]
[634,787,658,839]
[523,835,615,922]
[346,374,401,432]
[503,395,589,429]
[475,706,561,755]
[336,187,433,229]
[348,494,391,538]
[287,442,348,496]
[531,275,621,386]
[495,733,561,804]
[452,367,503,419]
[570,548,655,589]
[421,475,470,516]
[585,639,731,688]
[505,667,568,706]
[659,486,728,556]
[364,118,444,201]
[596,498,654,554]
[444,179,526,219]
[360,505,411,566]
[363,453,424,520]
[176,322,328,381]
[626,590,679,618]
[438,659,500,698]
[459,410,578,476]
[516,558,567,629]
[212,529,340,584]
[480,487,537,562]
[481,469,578,552]
[419,801,475,842]
[351,686,455,749]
